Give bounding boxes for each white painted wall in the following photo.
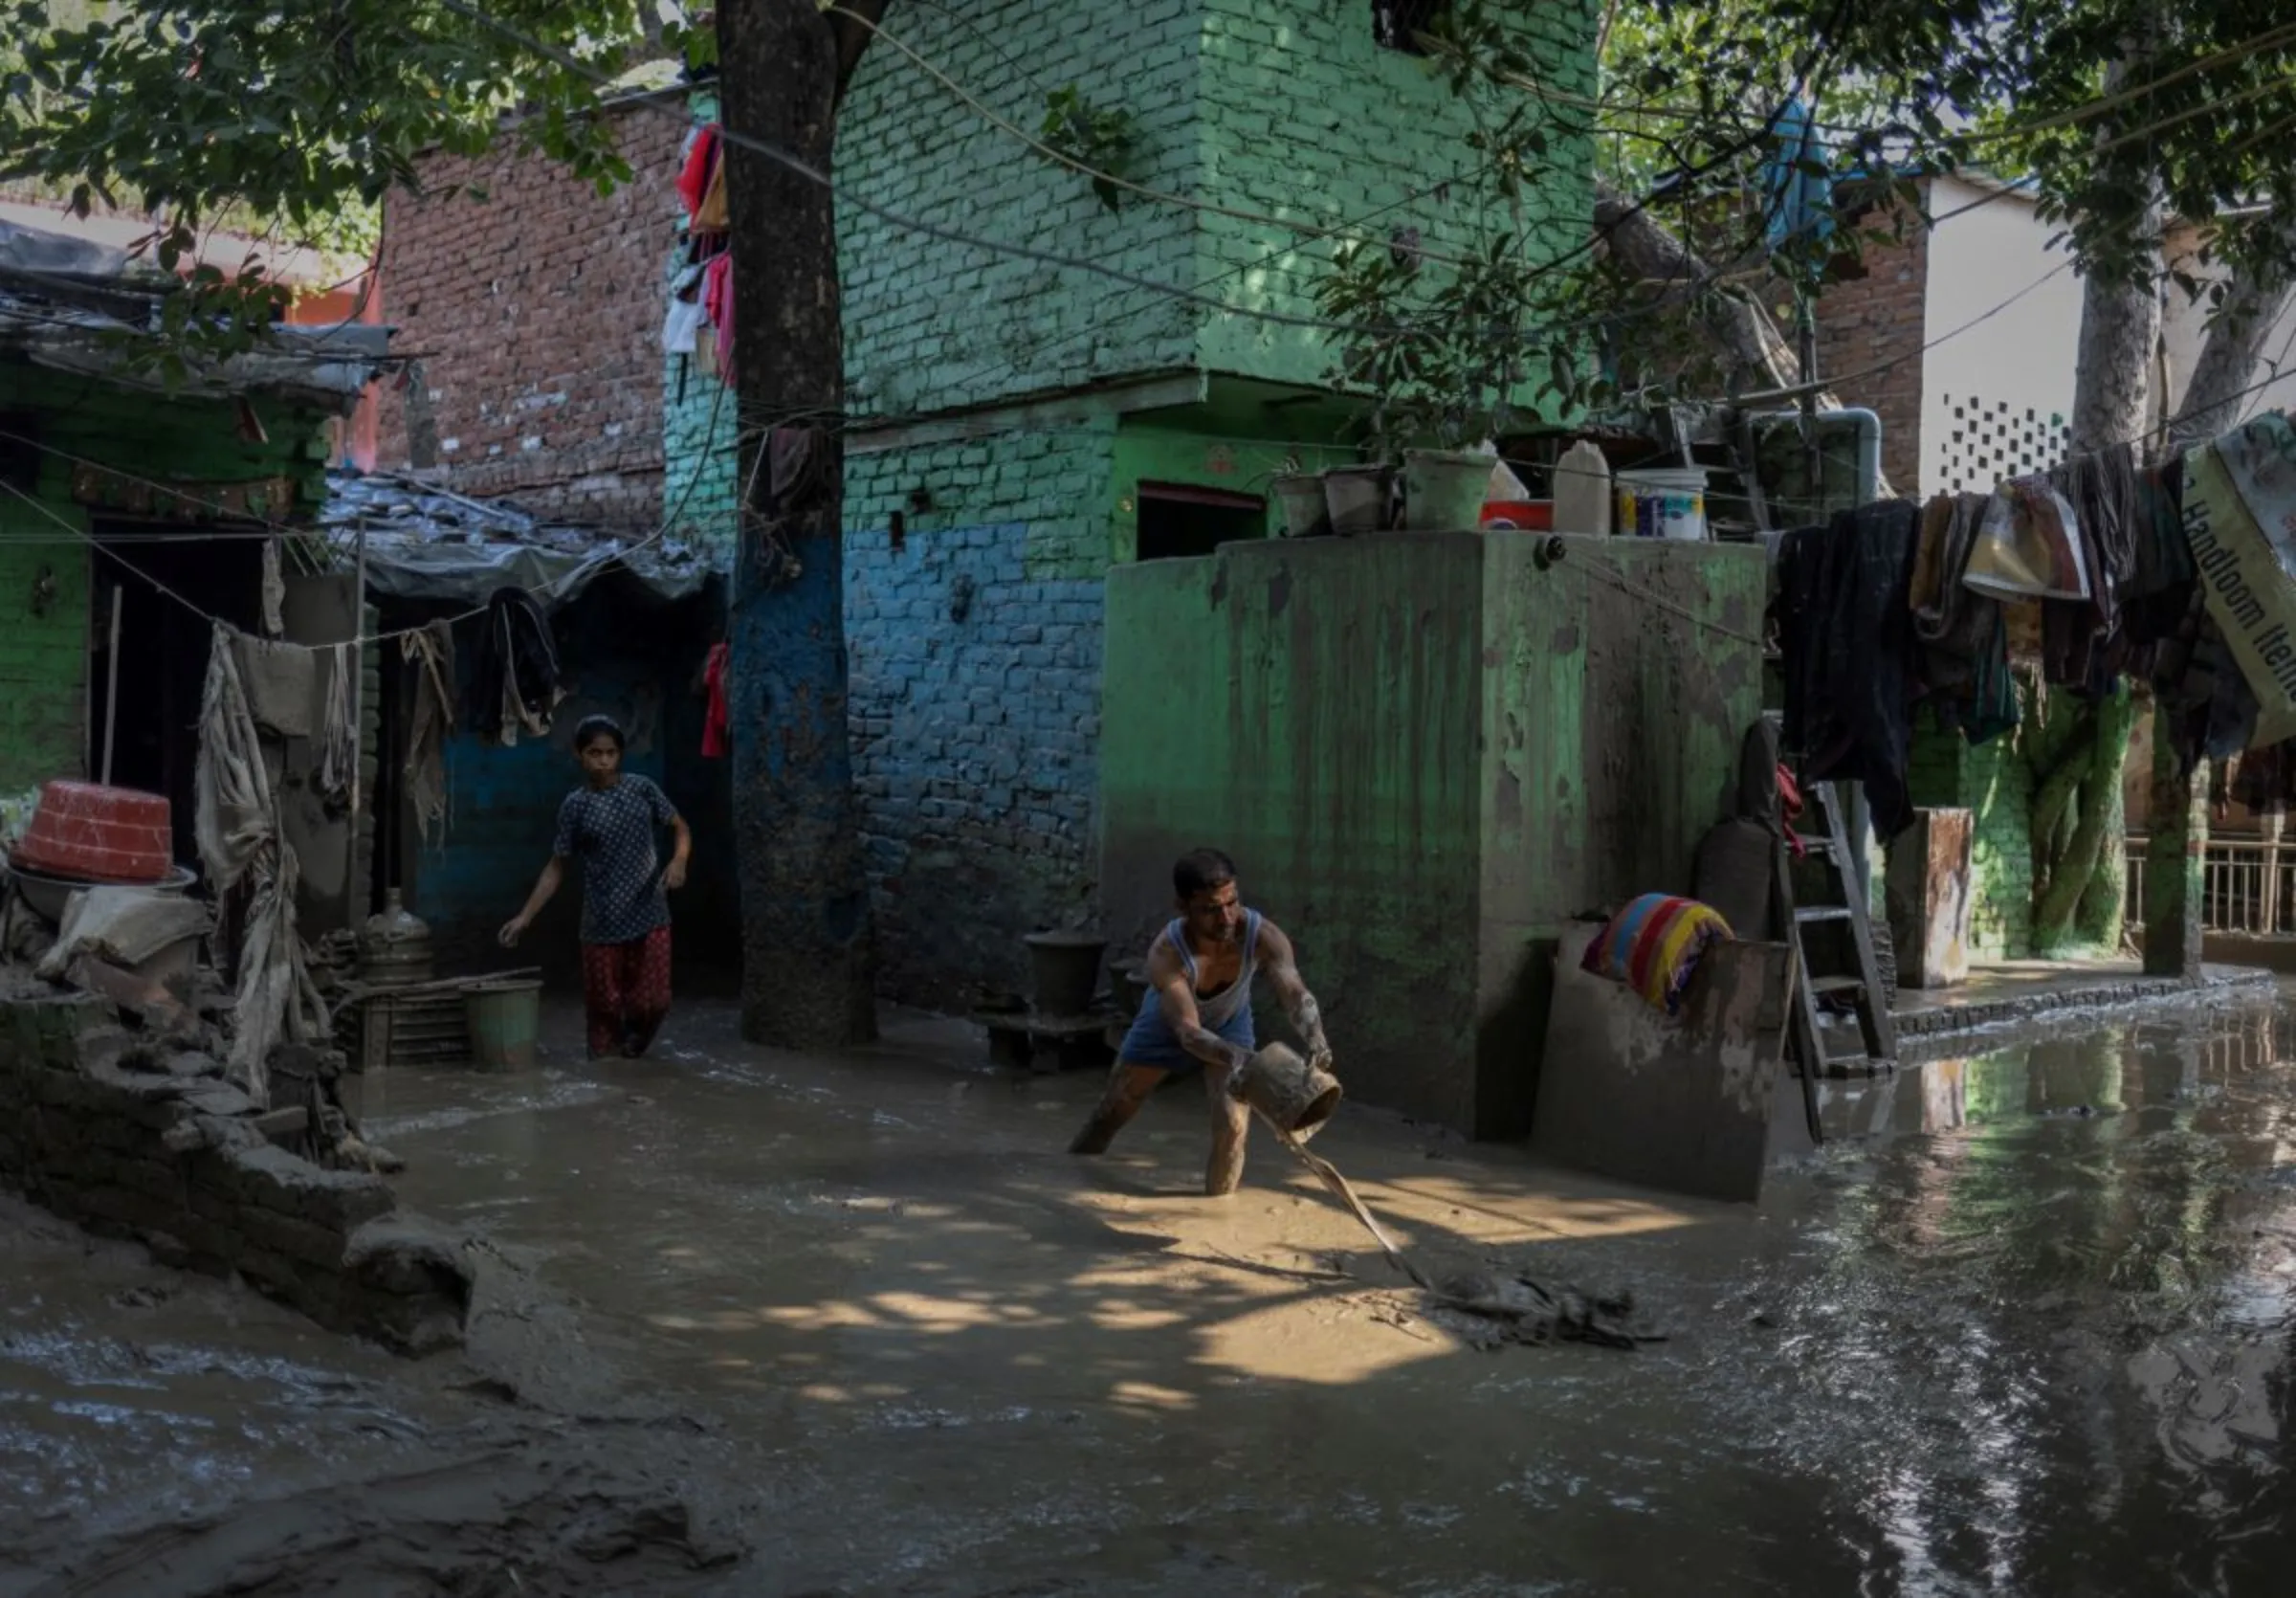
[1918,174,2086,496]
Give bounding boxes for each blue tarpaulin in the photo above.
[1762,98,1836,262]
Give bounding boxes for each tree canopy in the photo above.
[0,0,678,327]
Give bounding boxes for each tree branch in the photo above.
[1595,183,1805,395]
[828,0,891,110]
[2165,216,2296,455]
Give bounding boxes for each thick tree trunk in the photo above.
[2067,261,2163,458]
[2055,54,2164,958]
[717,0,876,1049]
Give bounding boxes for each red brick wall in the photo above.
[376,101,685,527]
[1814,199,1930,498]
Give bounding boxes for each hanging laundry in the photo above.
[2182,412,2296,747]
[232,633,318,739]
[703,254,736,387]
[2229,738,2296,814]
[2037,443,2141,690]
[703,641,731,758]
[315,642,356,809]
[694,145,730,233]
[2056,442,2140,602]
[195,625,329,1108]
[2152,585,2261,774]
[662,260,708,355]
[466,587,564,746]
[1777,499,1922,838]
[2123,456,2197,650]
[1910,492,2006,712]
[261,534,286,637]
[1963,476,2089,603]
[402,620,456,843]
[676,124,721,220]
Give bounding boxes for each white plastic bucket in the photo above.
[1616,468,1709,541]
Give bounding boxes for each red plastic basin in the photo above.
[1481,499,1555,530]
[12,781,172,884]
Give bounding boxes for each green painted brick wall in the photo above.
[1191,0,1597,388]
[833,0,1594,416]
[836,3,1203,420]
[0,361,331,794]
[661,88,741,561]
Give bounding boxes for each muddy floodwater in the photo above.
[5,992,2294,1595]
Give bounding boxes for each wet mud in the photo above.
[6,994,2295,1595]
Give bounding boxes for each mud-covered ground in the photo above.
[5,994,2293,1596]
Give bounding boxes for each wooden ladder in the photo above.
[1777,780,1897,1091]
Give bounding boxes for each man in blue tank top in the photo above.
[1070,848,1334,1195]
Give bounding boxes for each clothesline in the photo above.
[1777,407,2296,843]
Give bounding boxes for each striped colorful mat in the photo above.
[1581,894,1733,1014]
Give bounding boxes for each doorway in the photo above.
[88,523,266,866]
[1135,481,1268,562]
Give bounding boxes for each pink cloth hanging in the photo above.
[703,254,736,387]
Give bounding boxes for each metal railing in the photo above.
[2125,834,2296,935]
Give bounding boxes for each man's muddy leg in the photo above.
[1070,1064,1165,1155]
[1204,1064,1248,1196]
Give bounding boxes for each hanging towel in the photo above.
[703,641,731,758]
[402,620,456,843]
[195,625,329,1108]
[703,254,736,388]
[232,633,318,738]
[466,588,563,745]
[676,125,720,220]
[316,642,355,808]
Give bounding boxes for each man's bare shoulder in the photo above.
[1255,917,1298,963]
[1144,928,1185,981]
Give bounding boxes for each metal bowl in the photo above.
[6,860,198,925]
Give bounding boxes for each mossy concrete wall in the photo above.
[1905,711,2035,959]
[1099,532,1763,1138]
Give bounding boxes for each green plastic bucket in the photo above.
[464,979,542,1071]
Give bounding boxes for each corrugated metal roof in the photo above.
[0,218,390,411]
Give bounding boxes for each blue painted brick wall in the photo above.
[844,510,1105,1008]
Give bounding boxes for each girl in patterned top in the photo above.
[499,715,693,1059]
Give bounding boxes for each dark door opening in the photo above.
[89,524,266,867]
[1135,481,1268,562]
